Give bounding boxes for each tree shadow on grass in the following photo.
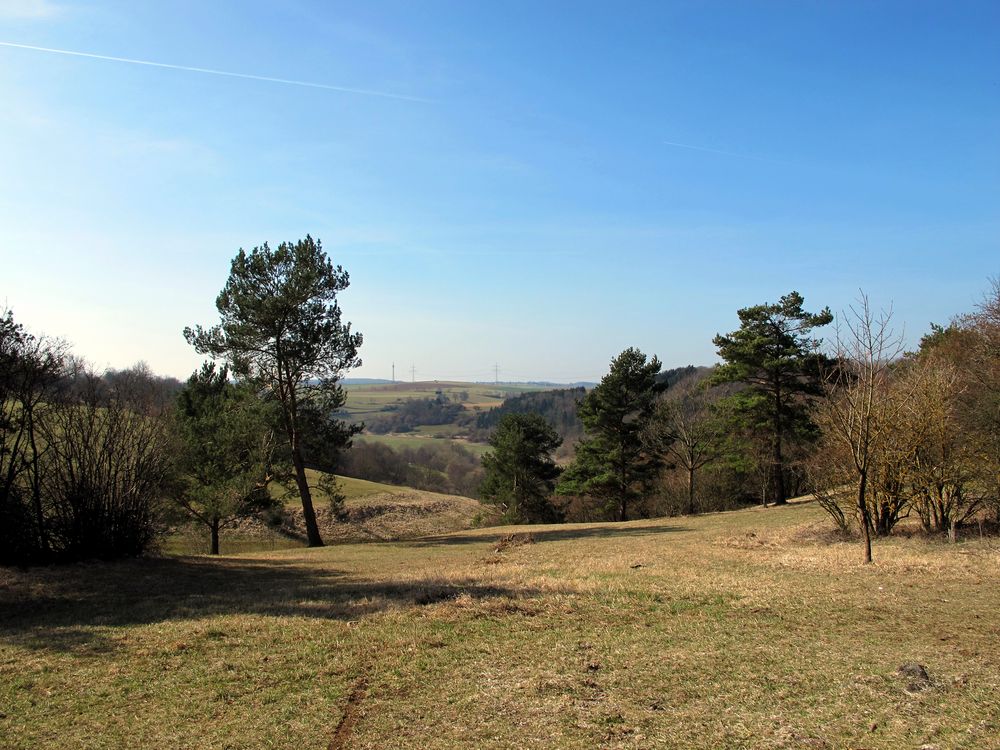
[0,555,551,653]
[0,521,688,653]
[410,521,690,547]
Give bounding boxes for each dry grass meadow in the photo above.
[2,499,998,749]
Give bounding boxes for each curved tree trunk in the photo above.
[772,381,787,505]
[281,383,324,548]
[618,444,628,522]
[772,435,787,505]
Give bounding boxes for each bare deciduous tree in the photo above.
[820,294,906,564]
[894,359,979,537]
[40,363,175,560]
[646,377,723,515]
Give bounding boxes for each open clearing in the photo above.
[2,501,999,749]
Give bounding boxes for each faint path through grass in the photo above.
[3,499,999,749]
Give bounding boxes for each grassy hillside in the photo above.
[344,381,547,458]
[167,471,491,554]
[274,470,410,504]
[3,501,998,749]
[338,381,566,481]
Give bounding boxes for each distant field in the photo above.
[4,500,998,749]
[341,380,553,420]
[409,423,463,437]
[339,381,550,464]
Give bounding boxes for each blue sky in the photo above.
[1,0,997,382]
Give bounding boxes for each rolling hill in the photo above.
[166,470,496,555]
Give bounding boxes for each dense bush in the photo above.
[1,311,173,565]
[40,366,173,560]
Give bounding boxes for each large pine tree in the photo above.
[712,291,832,505]
[185,236,362,547]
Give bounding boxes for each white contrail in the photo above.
[0,40,431,102]
[662,139,776,162]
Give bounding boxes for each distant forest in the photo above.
[471,387,586,444]
[365,392,465,434]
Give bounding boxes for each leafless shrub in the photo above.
[39,364,174,560]
[819,293,906,563]
[2,311,173,565]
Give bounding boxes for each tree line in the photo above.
[5,231,995,566]
[478,285,1000,563]
[363,394,465,434]
[337,439,483,498]
[479,293,832,524]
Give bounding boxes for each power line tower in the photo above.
[411,364,416,383]
[494,363,499,385]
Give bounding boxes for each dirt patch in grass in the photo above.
[328,673,368,750]
[494,532,536,552]
[305,490,489,542]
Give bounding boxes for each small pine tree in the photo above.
[480,413,563,524]
[557,348,664,521]
[173,362,279,554]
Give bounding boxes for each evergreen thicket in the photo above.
[172,362,279,555]
[472,388,585,444]
[712,292,833,505]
